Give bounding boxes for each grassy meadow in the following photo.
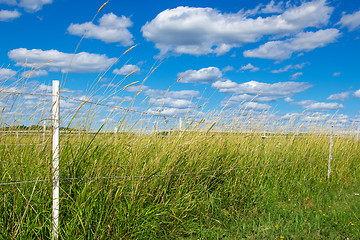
[0,126,359,239]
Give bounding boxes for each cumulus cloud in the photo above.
[261,0,284,14]
[271,62,308,73]
[244,102,271,111]
[0,9,20,21]
[142,0,333,56]
[113,64,140,75]
[212,80,311,97]
[147,107,192,116]
[295,100,344,111]
[178,67,222,84]
[284,97,294,102]
[22,69,48,78]
[0,0,52,12]
[327,91,351,101]
[222,66,234,72]
[354,89,360,98]
[338,10,360,31]
[333,72,341,77]
[239,63,259,72]
[68,13,134,46]
[151,98,195,108]
[8,48,117,73]
[226,94,278,103]
[244,29,340,60]
[0,68,17,80]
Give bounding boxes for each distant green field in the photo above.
[0,131,359,239]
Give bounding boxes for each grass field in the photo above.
[0,129,359,239]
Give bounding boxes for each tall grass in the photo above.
[0,113,359,239]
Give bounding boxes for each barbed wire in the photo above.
[0,90,52,98]
[0,158,329,186]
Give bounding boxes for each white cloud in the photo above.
[178,67,222,84]
[21,69,48,78]
[0,0,52,12]
[354,89,360,98]
[0,9,20,21]
[166,90,199,99]
[284,97,294,102]
[68,13,134,46]
[261,0,284,14]
[142,0,333,56]
[8,48,117,73]
[281,113,301,120]
[212,80,311,97]
[147,107,192,116]
[239,63,259,72]
[327,91,351,101]
[113,64,140,75]
[0,68,17,80]
[244,29,340,60]
[227,94,278,103]
[291,72,303,80]
[38,83,52,92]
[338,10,360,31]
[244,102,271,111]
[271,62,308,73]
[333,72,341,77]
[305,103,344,111]
[222,66,234,72]
[295,100,344,111]
[152,97,194,108]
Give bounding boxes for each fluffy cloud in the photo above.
[68,13,134,46]
[222,66,234,72]
[244,102,271,111]
[284,97,294,102]
[0,9,20,21]
[327,91,351,101]
[113,64,140,75]
[212,80,311,97]
[295,100,344,111]
[151,98,195,108]
[142,0,333,56]
[261,0,284,14]
[225,94,278,104]
[0,68,17,80]
[8,48,117,73]
[338,10,360,31]
[147,107,192,116]
[244,29,340,60]
[178,67,222,84]
[354,89,360,98]
[271,62,308,73]
[22,69,48,78]
[0,0,52,12]
[333,72,341,77]
[239,63,259,72]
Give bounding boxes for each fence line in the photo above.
[0,158,330,186]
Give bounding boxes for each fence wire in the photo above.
[0,158,329,186]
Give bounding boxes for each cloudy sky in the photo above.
[0,0,360,128]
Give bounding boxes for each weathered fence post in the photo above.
[52,80,60,240]
[327,125,333,179]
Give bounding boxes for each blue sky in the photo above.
[0,0,360,129]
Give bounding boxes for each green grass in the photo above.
[0,131,359,239]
